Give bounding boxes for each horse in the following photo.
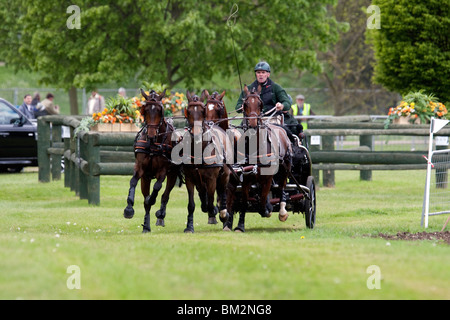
[232,84,292,232]
[178,90,232,233]
[123,89,180,233]
[202,89,242,232]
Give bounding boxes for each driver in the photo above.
[235,61,300,142]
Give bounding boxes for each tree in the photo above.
[368,0,450,103]
[0,0,344,114]
[319,0,399,116]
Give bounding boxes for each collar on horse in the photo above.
[134,117,174,157]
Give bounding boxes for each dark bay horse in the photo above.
[179,90,232,233]
[202,90,242,232]
[123,89,179,233]
[233,85,292,232]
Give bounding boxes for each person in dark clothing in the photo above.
[235,61,300,143]
[18,94,35,119]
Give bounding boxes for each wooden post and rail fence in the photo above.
[37,115,450,205]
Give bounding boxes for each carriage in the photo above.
[124,87,316,233]
[228,127,316,229]
[201,87,316,232]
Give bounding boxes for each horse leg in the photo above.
[223,181,236,231]
[234,181,249,233]
[216,168,230,223]
[185,179,196,233]
[278,166,289,222]
[124,170,140,219]
[259,177,273,218]
[155,169,177,227]
[206,177,218,225]
[141,176,152,233]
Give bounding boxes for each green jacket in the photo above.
[235,79,291,113]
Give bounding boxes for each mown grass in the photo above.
[0,170,449,300]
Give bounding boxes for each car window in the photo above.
[0,101,21,125]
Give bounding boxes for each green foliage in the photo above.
[0,0,343,92]
[73,117,95,139]
[368,0,450,103]
[141,81,168,95]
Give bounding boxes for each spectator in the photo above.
[87,89,105,115]
[18,94,35,119]
[38,93,60,116]
[118,87,127,98]
[291,94,315,130]
[31,92,41,109]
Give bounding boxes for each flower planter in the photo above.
[393,116,422,125]
[91,123,141,132]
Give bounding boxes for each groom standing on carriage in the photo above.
[234,61,300,140]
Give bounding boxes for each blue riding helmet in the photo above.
[254,61,271,73]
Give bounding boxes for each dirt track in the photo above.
[376,231,450,245]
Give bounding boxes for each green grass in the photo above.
[1,170,449,300]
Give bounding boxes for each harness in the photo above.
[134,100,174,159]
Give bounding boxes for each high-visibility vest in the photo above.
[291,103,311,130]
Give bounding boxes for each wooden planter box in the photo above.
[91,123,141,133]
[393,116,422,125]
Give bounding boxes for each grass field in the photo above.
[1,169,449,300]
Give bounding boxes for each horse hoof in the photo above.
[123,207,135,219]
[142,228,151,233]
[208,217,218,225]
[156,218,165,227]
[155,209,165,220]
[234,227,245,233]
[223,226,232,232]
[279,213,289,222]
[184,228,194,234]
[260,211,271,218]
[219,209,229,223]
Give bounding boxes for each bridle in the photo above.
[243,93,264,127]
[142,100,165,140]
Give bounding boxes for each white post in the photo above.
[422,118,450,228]
[422,118,434,228]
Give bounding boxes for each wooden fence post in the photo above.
[51,124,62,181]
[86,133,100,205]
[359,135,373,181]
[79,134,89,200]
[37,117,51,183]
[322,135,335,187]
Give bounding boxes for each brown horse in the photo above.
[202,90,242,231]
[179,90,231,233]
[233,85,292,232]
[123,89,179,233]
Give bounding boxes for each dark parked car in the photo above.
[0,98,38,172]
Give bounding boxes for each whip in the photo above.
[227,3,243,94]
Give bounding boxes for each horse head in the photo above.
[140,88,166,139]
[185,90,206,136]
[203,90,229,131]
[243,84,263,128]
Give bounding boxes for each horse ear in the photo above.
[218,90,225,100]
[201,89,209,101]
[186,90,192,102]
[243,85,249,97]
[140,88,149,100]
[256,85,262,95]
[159,89,167,100]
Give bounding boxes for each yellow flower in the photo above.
[300,236,305,239]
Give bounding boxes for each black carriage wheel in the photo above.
[305,176,316,229]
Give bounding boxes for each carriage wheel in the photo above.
[304,176,316,229]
